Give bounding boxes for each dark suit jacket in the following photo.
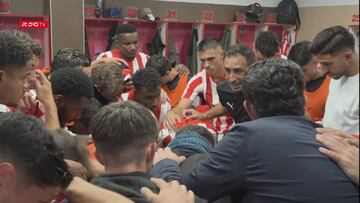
[183,116,359,202]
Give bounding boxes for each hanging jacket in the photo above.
[220,27,232,51]
[147,30,165,55]
[186,28,199,77]
[167,33,177,65]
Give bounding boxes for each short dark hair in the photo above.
[176,125,215,147]
[133,68,161,91]
[50,67,93,99]
[255,31,279,57]
[311,26,355,55]
[90,101,158,164]
[51,48,90,73]
[116,23,137,35]
[11,30,43,57]
[225,44,256,66]
[0,112,72,189]
[0,30,33,69]
[288,41,313,67]
[92,62,124,94]
[146,54,172,77]
[198,38,222,52]
[242,58,305,118]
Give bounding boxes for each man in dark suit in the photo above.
[152,58,359,203]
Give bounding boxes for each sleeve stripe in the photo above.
[182,76,203,100]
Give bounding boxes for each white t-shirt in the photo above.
[323,74,359,134]
[0,104,10,113]
[63,127,77,136]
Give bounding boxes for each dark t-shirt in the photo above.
[306,74,327,92]
[217,81,250,123]
[152,116,359,203]
[91,172,159,203]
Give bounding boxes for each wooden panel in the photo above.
[50,0,84,57]
[9,0,46,15]
[298,5,359,41]
[167,22,194,64]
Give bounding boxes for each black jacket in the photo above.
[154,116,359,203]
[91,172,159,203]
[217,81,250,123]
[147,30,165,55]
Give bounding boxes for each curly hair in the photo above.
[29,39,43,57]
[242,58,305,118]
[10,30,43,57]
[0,112,72,189]
[132,68,161,91]
[146,54,172,77]
[0,30,33,69]
[255,31,279,57]
[92,62,124,94]
[50,67,93,99]
[51,48,90,73]
[311,26,355,55]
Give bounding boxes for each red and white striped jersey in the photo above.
[96,49,149,77]
[280,31,291,57]
[120,90,171,124]
[182,69,234,136]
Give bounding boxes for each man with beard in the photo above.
[183,44,255,124]
[50,67,93,133]
[311,26,359,134]
[164,39,234,138]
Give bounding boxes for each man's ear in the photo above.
[243,100,257,120]
[53,95,64,107]
[146,142,157,166]
[220,49,225,58]
[0,162,16,190]
[0,70,6,82]
[343,50,353,65]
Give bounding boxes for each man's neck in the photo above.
[120,52,136,61]
[105,163,147,174]
[212,68,226,83]
[124,57,135,61]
